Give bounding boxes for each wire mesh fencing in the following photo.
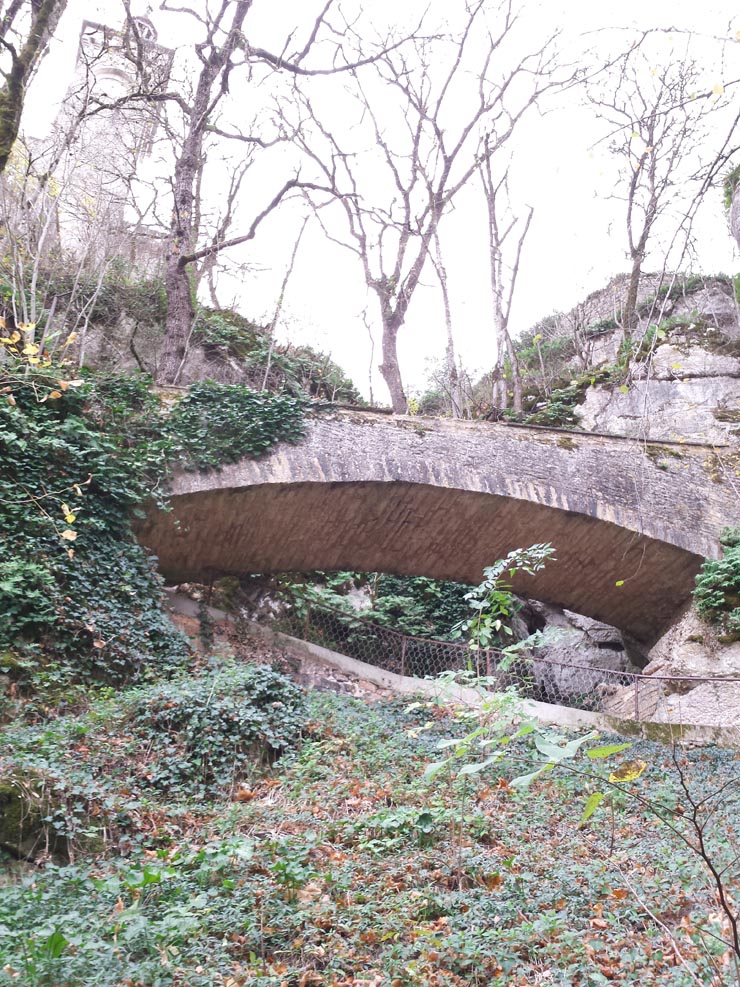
[271,599,739,728]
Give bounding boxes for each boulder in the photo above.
[0,779,68,865]
[645,342,740,381]
[523,602,632,705]
[601,609,740,727]
[669,284,739,337]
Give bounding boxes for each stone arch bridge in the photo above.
[139,409,740,647]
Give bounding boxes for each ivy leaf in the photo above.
[609,759,647,783]
[423,760,449,782]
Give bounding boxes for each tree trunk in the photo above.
[433,230,463,417]
[159,257,194,383]
[0,0,68,175]
[731,185,740,254]
[622,255,642,337]
[157,137,199,383]
[504,332,523,413]
[156,0,251,384]
[379,318,407,413]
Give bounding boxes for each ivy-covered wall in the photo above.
[0,336,307,709]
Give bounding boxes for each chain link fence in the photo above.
[272,599,740,726]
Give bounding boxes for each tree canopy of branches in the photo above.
[155,0,411,385]
[294,0,561,412]
[587,42,731,333]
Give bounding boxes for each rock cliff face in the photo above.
[528,274,740,687]
[571,276,740,444]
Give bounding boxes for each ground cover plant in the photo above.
[0,332,306,705]
[1,656,738,987]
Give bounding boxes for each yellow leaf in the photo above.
[0,337,14,344]
[22,343,39,355]
[0,316,5,329]
[49,390,62,400]
[18,322,35,332]
[61,530,77,541]
[62,503,70,515]
[609,759,647,783]
[62,332,78,346]
[9,331,20,343]
[713,83,725,95]
[736,30,740,40]
[92,639,106,649]
[27,357,40,366]
[7,394,16,406]
[64,513,76,524]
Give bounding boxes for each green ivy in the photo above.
[167,380,306,472]
[0,363,308,703]
[0,371,186,699]
[130,664,306,797]
[693,528,740,642]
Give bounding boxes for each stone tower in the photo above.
[52,13,174,269]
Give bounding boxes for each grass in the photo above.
[0,652,739,986]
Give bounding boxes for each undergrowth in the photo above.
[0,342,306,703]
[0,681,737,986]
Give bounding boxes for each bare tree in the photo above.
[154,0,413,385]
[0,0,68,175]
[430,229,466,418]
[478,156,532,414]
[0,130,125,360]
[587,45,730,334]
[294,0,561,412]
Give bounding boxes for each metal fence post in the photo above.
[634,678,640,721]
[304,601,312,641]
[400,635,407,678]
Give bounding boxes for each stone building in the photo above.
[50,13,174,271]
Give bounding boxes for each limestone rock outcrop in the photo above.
[573,279,740,444]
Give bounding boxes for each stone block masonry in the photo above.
[138,411,740,647]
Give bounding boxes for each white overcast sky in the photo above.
[24,0,740,402]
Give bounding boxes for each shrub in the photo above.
[130,664,306,795]
[693,528,740,642]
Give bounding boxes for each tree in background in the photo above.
[294,0,562,412]
[0,0,68,175]
[154,0,414,385]
[479,157,532,414]
[586,42,731,335]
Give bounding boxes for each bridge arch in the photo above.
[139,410,740,645]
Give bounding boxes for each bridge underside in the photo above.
[139,480,704,646]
